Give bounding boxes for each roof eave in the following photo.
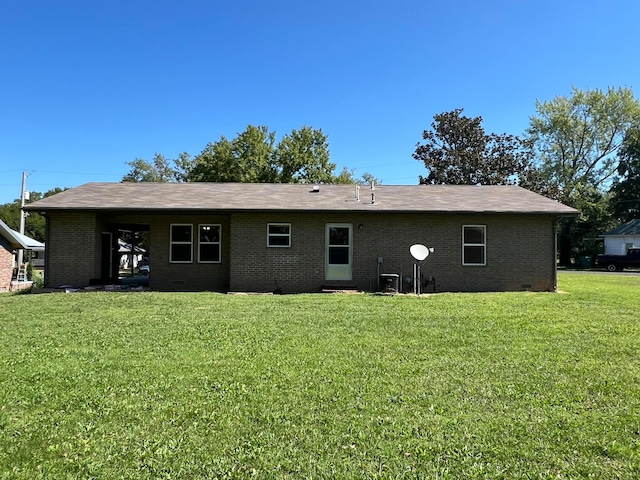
[26,206,579,215]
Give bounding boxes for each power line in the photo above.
[30,170,118,177]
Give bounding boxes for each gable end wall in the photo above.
[45,212,99,287]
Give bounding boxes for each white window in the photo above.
[462,225,486,266]
[170,224,192,263]
[267,223,291,247]
[198,224,221,263]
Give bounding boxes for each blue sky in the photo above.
[1,0,638,204]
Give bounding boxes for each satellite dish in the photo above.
[410,244,430,261]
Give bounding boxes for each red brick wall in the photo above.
[0,246,14,292]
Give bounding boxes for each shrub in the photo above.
[25,262,35,281]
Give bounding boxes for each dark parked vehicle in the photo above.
[594,248,640,271]
[138,257,149,275]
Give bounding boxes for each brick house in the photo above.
[25,182,578,293]
[0,219,44,292]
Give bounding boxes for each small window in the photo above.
[170,224,192,263]
[199,224,221,263]
[463,225,486,266]
[267,223,291,247]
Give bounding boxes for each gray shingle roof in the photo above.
[24,182,579,215]
[601,219,640,236]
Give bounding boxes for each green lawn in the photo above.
[1,273,639,479]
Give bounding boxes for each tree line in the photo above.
[121,125,375,185]
[413,86,640,264]
[2,86,639,263]
[0,188,66,242]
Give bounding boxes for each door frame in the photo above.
[325,223,353,281]
[100,232,115,281]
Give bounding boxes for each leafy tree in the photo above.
[0,188,68,242]
[273,127,335,183]
[609,128,640,222]
[173,152,194,183]
[122,125,376,185]
[359,172,382,186]
[332,167,382,185]
[527,86,640,203]
[122,153,188,183]
[187,137,236,182]
[526,86,640,262]
[187,125,343,184]
[516,166,561,200]
[333,166,357,184]
[413,109,533,185]
[42,187,67,197]
[189,125,276,183]
[568,186,616,257]
[229,125,277,182]
[0,200,21,232]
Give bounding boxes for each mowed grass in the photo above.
[1,274,639,479]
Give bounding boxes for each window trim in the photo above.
[267,223,291,248]
[462,225,486,266]
[198,224,222,263]
[170,224,193,263]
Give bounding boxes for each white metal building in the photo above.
[600,219,640,254]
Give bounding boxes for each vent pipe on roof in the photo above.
[370,180,375,204]
[355,184,360,202]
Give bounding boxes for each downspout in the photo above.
[553,218,558,292]
[43,212,50,288]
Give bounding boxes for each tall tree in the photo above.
[359,172,382,185]
[331,167,382,185]
[229,125,277,182]
[187,125,340,184]
[567,185,616,257]
[273,127,335,183]
[122,153,188,182]
[188,126,276,183]
[526,86,640,203]
[527,86,640,262]
[173,152,194,183]
[187,137,236,182]
[121,125,371,185]
[0,188,68,242]
[609,127,640,222]
[413,109,533,185]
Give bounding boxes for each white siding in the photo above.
[604,236,640,254]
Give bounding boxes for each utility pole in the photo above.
[16,171,28,270]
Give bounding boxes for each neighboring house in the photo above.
[25,182,578,293]
[0,219,45,291]
[599,219,640,255]
[118,238,146,270]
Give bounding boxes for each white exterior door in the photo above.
[325,224,352,281]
